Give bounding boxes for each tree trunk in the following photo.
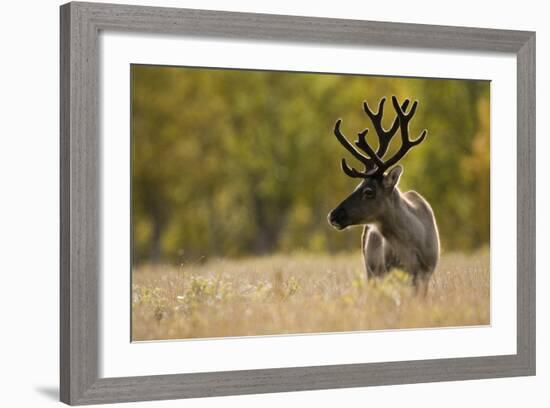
[149,214,164,264]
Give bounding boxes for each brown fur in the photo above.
[329,166,440,293]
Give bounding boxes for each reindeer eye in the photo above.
[363,187,375,199]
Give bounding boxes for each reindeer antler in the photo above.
[333,96,427,178]
[363,97,410,158]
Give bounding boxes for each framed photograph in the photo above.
[60,1,535,405]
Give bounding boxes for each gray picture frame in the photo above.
[60,1,536,405]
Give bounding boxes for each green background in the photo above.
[132,65,490,265]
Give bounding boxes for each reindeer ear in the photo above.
[383,165,403,190]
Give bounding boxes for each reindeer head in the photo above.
[328,96,427,230]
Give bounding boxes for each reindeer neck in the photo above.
[376,188,414,242]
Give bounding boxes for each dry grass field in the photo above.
[132,251,490,341]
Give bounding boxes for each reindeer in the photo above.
[327,96,440,294]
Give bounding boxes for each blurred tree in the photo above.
[131,66,490,265]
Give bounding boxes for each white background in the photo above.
[0,0,545,407]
